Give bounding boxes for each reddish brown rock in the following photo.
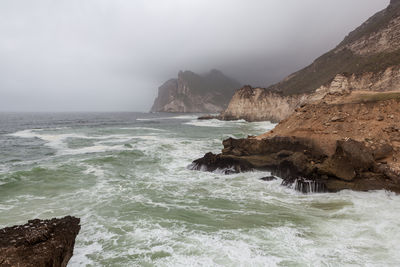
[190,93,400,193]
[0,216,81,267]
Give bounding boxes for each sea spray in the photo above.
[0,112,399,266]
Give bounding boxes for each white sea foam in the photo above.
[119,127,167,132]
[9,129,135,156]
[184,119,277,134]
[252,121,277,132]
[184,118,246,128]
[137,114,199,121]
[4,117,400,266]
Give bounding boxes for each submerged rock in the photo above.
[198,114,218,120]
[281,178,327,194]
[259,176,277,182]
[0,216,81,267]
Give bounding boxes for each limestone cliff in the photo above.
[150,69,241,113]
[220,86,306,123]
[221,65,400,122]
[191,1,400,194]
[314,66,400,96]
[191,90,400,193]
[220,1,400,122]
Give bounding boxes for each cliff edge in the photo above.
[220,1,400,122]
[151,69,241,113]
[191,90,400,193]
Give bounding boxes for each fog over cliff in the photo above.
[0,0,389,112]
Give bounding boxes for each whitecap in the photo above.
[119,127,167,132]
[8,129,134,156]
[184,119,246,128]
[184,119,277,134]
[137,114,199,121]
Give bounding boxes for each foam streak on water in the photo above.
[0,112,399,266]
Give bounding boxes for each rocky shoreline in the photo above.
[190,91,400,193]
[0,216,80,267]
[190,1,400,194]
[216,66,400,123]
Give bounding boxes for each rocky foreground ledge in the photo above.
[0,216,80,267]
[190,91,400,193]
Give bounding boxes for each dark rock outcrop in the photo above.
[0,216,81,267]
[198,114,218,120]
[191,94,400,193]
[259,176,277,182]
[151,69,241,113]
[191,136,400,193]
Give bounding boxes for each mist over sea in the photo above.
[1,112,399,266]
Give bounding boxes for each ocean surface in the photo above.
[1,112,399,266]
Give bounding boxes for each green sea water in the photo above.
[0,112,399,266]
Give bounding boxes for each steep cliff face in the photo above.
[220,86,306,123]
[191,1,400,194]
[150,69,241,113]
[221,65,400,122]
[315,66,400,96]
[220,1,400,122]
[192,90,400,193]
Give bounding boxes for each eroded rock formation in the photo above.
[219,86,306,123]
[191,91,400,193]
[0,216,81,267]
[220,66,400,122]
[151,69,241,113]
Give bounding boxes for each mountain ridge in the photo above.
[271,1,400,96]
[220,1,400,122]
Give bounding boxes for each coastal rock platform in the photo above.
[191,91,400,193]
[0,216,81,267]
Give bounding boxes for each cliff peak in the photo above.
[150,69,241,113]
[262,1,400,96]
[219,1,400,122]
[208,69,224,76]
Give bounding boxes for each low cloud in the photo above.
[0,0,389,111]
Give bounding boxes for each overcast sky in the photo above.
[0,0,389,112]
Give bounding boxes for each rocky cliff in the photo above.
[0,216,80,267]
[220,0,400,122]
[191,1,400,194]
[150,69,241,113]
[221,65,400,122]
[191,90,400,193]
[220,86,306,123]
